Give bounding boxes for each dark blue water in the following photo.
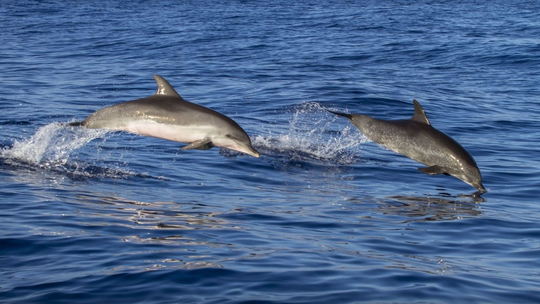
[1,1,540,303]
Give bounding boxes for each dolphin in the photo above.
[328,100,486,193]
[70,75,260,157]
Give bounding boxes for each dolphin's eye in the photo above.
[226,134,232,138]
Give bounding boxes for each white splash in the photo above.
[2,122,108,166]
[0,122,145,179]
[252,102,368,164]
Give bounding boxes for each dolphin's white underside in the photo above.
[101,119,215,143]
[95,119,257,156]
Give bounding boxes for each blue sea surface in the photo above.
[1,0,540,303]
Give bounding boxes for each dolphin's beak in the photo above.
[476,183,487,193]
[469,180,486,193]
[228,139,260,158]
[243,145,260,158]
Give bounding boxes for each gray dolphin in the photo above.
[328,100,486,193]
[70,75,260,157]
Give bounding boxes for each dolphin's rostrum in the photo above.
[70,75,260,157]
[328,100,486,193]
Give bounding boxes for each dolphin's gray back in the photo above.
[352,115,477,170]
[82,95,244,132]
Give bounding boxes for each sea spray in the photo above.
[250,102,368,164]
[0,123,146,179]
[1,122,109,166]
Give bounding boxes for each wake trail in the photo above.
[2,122,108,166]
[250,102,368,165]
[1,123,147,179]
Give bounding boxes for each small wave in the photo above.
[252,102,367,165]
[0,122,150,179]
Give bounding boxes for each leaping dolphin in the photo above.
[70,75,260,157]
[328,100,486,193]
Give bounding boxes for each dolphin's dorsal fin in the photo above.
[153,75,182,98]
[411,99,430,125]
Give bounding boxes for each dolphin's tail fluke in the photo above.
[327,109,353,120]
[68,121,83,127]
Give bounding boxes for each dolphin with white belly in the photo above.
[70,75,260,157]
[328,100,486,193]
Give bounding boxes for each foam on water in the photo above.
[0,122,141,178]
[251,102,367,164]
[1,122,106,165]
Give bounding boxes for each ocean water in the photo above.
[1,0,540,303]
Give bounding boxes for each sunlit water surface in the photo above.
[1,1,540,303]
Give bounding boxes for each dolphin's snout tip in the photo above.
[238,143,260,158]
[250,149,260,158]
[475,183,487,193]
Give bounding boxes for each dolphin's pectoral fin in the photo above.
[181,138,214,151]
[194,143,214,150]
[418,165,447,175]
